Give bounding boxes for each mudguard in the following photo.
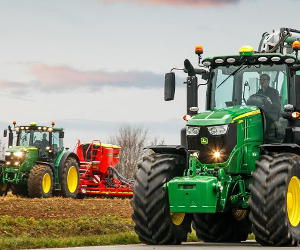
[260,143,300,155]
[57,151,80,179]
[145,145,189,169]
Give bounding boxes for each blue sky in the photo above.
[0,0,299,147]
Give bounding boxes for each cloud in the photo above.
[29,63,164,92]
[0,62,175,94]
[103,0,239,7]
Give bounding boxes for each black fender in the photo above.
[260,143,300,155]
[145,145,189,170]
[35,161,55,173]
[58,151,80,179]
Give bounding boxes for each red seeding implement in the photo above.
[75,140,134,197]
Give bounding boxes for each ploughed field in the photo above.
[0,195,138,249]
[0,195,132,219]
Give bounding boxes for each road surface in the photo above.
[38,241,298,249]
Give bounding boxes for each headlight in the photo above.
[4,152,11,156]
[13,151,24,158]
[207,125,228,136]
[186,126,200,136]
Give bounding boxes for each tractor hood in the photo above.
[5,146,38,153]
[187,105,260,126]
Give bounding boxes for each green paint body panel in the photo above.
[187,105,259,126]
[167,105,263,213]
[168,176,218,213]
[0,147,68,190]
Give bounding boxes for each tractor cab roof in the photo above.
[202,53,297,68]
[15,124,63,133]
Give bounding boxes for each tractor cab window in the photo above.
[210,64,288,143]
[18,130,50,148]
[52,132,63,152]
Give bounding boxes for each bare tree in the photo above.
[109,126,148,179]
[109,125,165,179]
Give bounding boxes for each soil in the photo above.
[0,195,133,220]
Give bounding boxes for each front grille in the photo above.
[187,123,237,164]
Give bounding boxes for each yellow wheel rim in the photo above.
[170,213,185,226]
[42,173,51,194]
[67,166,78,193]
[287,176,300,227]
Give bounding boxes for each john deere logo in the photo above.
[201,137,208,144]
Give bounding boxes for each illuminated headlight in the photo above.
[207,125,228,136]
[13,151,24,158]
[5,152,11,156]
[186,126,200,136]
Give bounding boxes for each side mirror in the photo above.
[59,131,64,138]
[3,130,7,137]
[164,72,175,101]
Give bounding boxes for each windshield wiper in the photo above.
[217,63,247,89]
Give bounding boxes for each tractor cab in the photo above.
[202,52,291,143]
[4,122,64,162]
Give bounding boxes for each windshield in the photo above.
[210,64,288,110]
[18,130,50,147]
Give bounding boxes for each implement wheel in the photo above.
[28,164,54,198]
[250,153,300,246]
[193,210,250,242]
[60,157,79,198]
[131,151,191,245]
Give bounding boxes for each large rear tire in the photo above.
[192,210,251,242]
[131,152,191,245]
[250,153,300,246]
[28,164,54,198]
[60,157,79,198]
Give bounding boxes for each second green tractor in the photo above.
[0,122,80,198]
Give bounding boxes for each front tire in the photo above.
[28,164,54,198]
[131,152,191,245]
[60,157,79,198]
[250,153,300,246]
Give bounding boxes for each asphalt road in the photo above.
[39,241,299,250]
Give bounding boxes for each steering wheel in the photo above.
[246,94,272,109]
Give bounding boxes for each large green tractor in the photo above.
[132,27,300,246]
[0,122,80,198]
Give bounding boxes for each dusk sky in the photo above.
[0,0,299,147]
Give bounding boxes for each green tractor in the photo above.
[131,27,300,246]
[0,121,80,198]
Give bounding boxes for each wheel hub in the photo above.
[170,212,185,226]
[42,173,51,194]
[287,176,300,227]
[67,166,78,193]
